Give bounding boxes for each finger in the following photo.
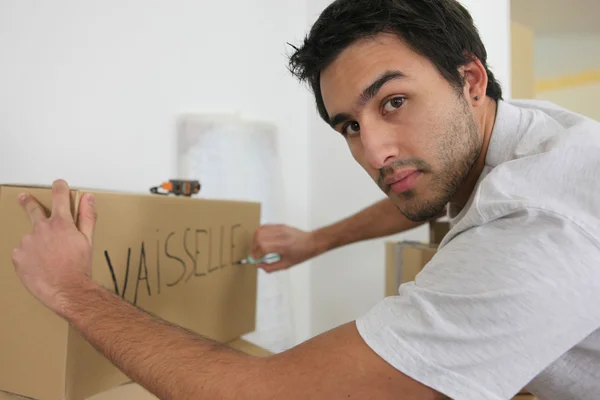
[51,179,73,220]
[260,265,279,273]
[253,225,284,243]
[259,242,286,256]
[257,263,270,272]
[251,229,263,257]
[77,193,97,244]
[260,261,286,273]
[18,193,48,226]
[251,241,265,259]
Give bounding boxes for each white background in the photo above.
[0,0,511,345]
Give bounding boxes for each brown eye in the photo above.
[343,121,360,136]
[383,97,405,112]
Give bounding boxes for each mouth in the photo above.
[384,170,421,194]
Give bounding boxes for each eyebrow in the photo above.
[328,70,408,129]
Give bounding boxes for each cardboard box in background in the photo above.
[385,220,449,297]
[0,338,273,400]
[428,219,450,245]
[0,184,261,400]
[385,241,437,297]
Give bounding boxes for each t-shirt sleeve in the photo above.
[356,208,600,400]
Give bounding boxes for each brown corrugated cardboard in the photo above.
[428,219,450,245]
[385,241,437,297]
[385,220,448,296]
[0,339,272,400]
[0,184,261,400]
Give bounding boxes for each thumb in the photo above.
[78,193,97,243]
[251,242,264,259]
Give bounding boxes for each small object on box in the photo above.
[150,179,201,197]
[236,253,281,265]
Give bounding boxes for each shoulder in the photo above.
[507,98,599,128]
[463,101,600,240]
[433,208,600,284]
[504,99,600,158]
[356,204,600,400]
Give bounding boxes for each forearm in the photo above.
[60,284,445,400]
[60,279,263,400]
[312,198,426,253]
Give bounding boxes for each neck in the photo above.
[449,97,498,214]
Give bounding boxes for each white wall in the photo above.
[305,0,512,337]
[0,0,314,345]
[534,33,600,122]
[0,0,513,345]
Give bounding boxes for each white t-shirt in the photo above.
[356,99,600,400]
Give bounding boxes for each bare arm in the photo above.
[62,279,259,399]
[62,279,443,400]
[312,197,428,254]
[252,197,443,271]
[11,181,445,400]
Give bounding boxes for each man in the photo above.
[11,0,600,399]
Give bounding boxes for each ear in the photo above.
[459,57,488,107]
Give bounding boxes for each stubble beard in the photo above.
[396,96,482,222]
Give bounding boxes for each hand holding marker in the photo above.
[235,253,281,265]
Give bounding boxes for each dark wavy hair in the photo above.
[288,0,503,122]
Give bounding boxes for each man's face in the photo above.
[320,33,482,221]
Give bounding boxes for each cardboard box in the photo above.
[385,241,437,297]
[0,338,272,400]
[385,220,449,297]
[428,219,450,245]
[0,184,261,400]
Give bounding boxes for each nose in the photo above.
[360,122,399,169]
